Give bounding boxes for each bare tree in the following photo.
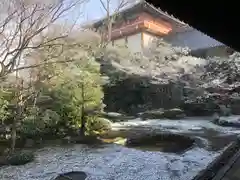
[98,0,134,44]
[0,0,87,77]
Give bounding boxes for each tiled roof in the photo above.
[164,29,225,50]
[82,0,186,29]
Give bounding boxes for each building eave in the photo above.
[142,2,186,27]
[83,0,187,30]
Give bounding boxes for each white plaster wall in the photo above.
[126,33,142,53]
[142,32,156,48]
[110,33,142,53]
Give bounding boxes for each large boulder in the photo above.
[0,150,35,166]
[213,116,240,128]
[126,133,195,153]
[182,100,220,116]
[103,76,183,116]
[99,112,134,122]
[0,155,7,166]
[54,171,87,180]
[230,96,240,115]
[139,109,165,119]
[219,105,231,116]
[140,108,185,120]
[163,108,185,119]
[24,139,35,148]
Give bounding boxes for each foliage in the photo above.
[100,39,205,85]
[0,30,106,149]
[20,107,61,137]
[0,89,11,124]
[0,0,86,76]
[0,25,237,151]
[99,37,240,115]
[21,107,44,137]
[87,117,111,135]
[6,150,34,166]
[202,52,240,87]
[39,41,104,134]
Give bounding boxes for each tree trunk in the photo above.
[80,111,86,137]
[80,83,86,137]
[107,18,112,42]
[10,119,17,152]
[107,1,111,43]
[11,79,24,153]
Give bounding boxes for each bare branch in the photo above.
[99,0,108,12]
[96,0,131,45]
[0,0,86,77]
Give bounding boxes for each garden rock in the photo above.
[163,108,185,119]
[24,139,35,148]
[213,116,240,128]
[5,150,34,166]
[140,108,185,119]
[54,171,87,180]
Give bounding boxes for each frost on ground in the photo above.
[1,117,237,180]
[112,116,240,135]
[0,144,219,180]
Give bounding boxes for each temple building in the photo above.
[89,1,233,58]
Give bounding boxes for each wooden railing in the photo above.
[143,20,171,34]
[108,20,172,40]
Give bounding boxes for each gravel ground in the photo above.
[0,144,219,180]
[111,116,240,135]
[1,117,238,180]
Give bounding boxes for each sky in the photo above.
[55,0,107,28]
[75,0,138,25]
[81,0,103,21]
[58,0,114,27]
[60,0,139,27]
[80,0,117,23]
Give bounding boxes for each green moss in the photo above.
[113,137,127,145]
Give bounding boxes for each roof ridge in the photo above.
[82,0,187,28]
[143,1,186,25]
